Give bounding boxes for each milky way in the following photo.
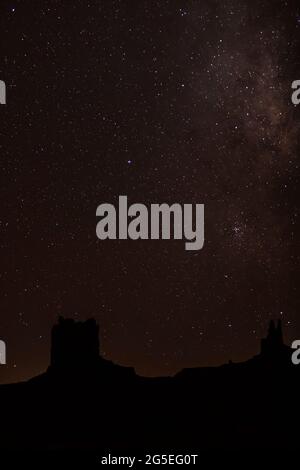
[0,0,299,383]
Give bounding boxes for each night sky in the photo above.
[0,0,300,384]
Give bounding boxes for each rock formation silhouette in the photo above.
[0,316,298,454]
[258,318,292,366]
[51,317,99,368]
[48,316,136,382]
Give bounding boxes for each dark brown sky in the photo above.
[0,0,300,383]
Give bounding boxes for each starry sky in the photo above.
[0,0,300,383]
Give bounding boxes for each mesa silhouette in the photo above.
[0,317,298,451]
